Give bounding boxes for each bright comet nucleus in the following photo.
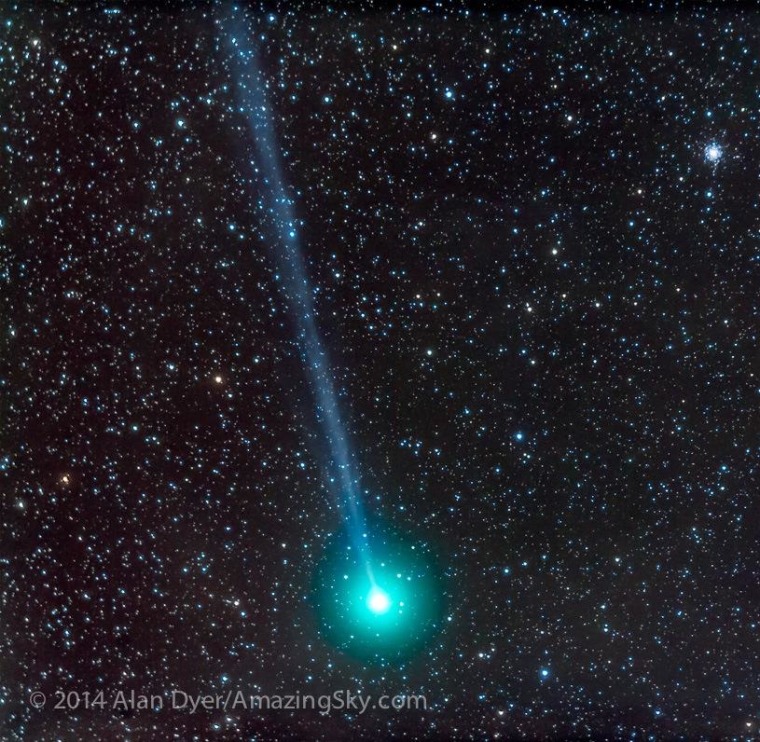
[313,525,445,661]
[367,586,392,614]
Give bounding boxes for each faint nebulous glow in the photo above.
[220,6,373,581]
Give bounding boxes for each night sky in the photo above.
[2,2,759,740]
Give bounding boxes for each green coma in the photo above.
[312,522,446,662]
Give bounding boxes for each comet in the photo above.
[219,5,376,586]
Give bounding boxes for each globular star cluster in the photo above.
[1,3,759,740]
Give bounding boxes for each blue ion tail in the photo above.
[218,5,374,581]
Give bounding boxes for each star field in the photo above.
[1,3,759,740]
